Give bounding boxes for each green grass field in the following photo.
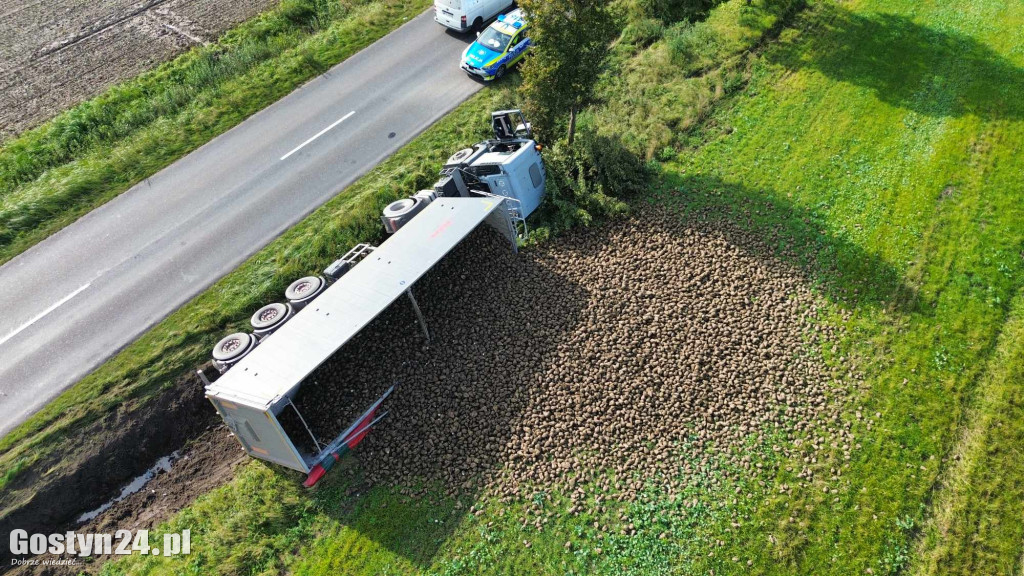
[0,0,430,266]
[9,0,1024,573]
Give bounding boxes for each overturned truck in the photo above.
[201,110,545,487]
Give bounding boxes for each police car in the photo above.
[460,9,531,81]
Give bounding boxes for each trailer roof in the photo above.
[206,197,508,409]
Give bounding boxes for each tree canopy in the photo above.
[518,0,616,144]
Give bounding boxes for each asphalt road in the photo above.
[0,9,483,435]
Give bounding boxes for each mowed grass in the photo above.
[911,295,1024,575]
[18,0,1024,573]
[0,0,431,266]
[664,0,1024,572]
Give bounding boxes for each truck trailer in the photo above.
[201,110,545,486]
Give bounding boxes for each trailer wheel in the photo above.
[286,276,326,302]
[212,332,256,363]
[251,302,293,335]
[286,275,329,311]
[382,196,429,234]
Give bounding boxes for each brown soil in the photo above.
[5,427,243,576]
[0,371,217,566]
[0,0,278,139]
[80,426,243,537]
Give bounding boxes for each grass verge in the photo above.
[0,0,431,266]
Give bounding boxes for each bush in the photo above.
[621,18,666,47]
[666,20,721,65]
[627,0,719,24]
[279,0,323,30]
[532,128,653,235]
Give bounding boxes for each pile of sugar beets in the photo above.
[289,204,857,504]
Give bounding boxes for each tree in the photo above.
[631,0,717,23]
[518,0,616,146]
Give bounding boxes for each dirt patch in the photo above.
[0,0,278,138]
[0,371,215,562]
[79,426,243,536]
[6,427,244,576]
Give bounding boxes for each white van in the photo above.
[434,0,515,33]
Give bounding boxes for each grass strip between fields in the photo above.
[0,0,431,266]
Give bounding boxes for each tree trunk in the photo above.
[567,104,577,146]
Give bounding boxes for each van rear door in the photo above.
[435,0,464,29]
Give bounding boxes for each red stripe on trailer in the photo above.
[303,386,394,487]
[303,464,328,487]
[430,219,453,238]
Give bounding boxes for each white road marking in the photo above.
[280,111,356,161]
[0,282,92,348]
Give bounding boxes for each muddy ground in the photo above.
[0,0,279,139]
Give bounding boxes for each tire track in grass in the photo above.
[910,291,1024,576]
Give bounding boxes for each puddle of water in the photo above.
[76,451,180,524]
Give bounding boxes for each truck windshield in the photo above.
[478,27,512,52]
[437,0,461,9]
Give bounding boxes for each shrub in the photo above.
[621,18,666,47]
[279,0,320,30]
[532,128,653,235]
[627,0,719,24]
[666,20,721,65]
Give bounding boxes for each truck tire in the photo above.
[211,332,258,372]
[382,196,428,234]
[445,147,475,167]
[382,197,420,219]
[250,302,293,337]
[286,276,327,309]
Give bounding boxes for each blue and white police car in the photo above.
[460,9,531,81]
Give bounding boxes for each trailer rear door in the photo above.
[209,397,309,472]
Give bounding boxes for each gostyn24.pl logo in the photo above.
[9,529,190,559]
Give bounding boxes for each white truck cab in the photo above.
[434,0,514,33]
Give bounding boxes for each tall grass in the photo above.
[0,0,431,264]
[597,0,798,159]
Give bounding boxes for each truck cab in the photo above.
[382,110,546,238]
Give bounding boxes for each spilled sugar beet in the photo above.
[289,204,854,502]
